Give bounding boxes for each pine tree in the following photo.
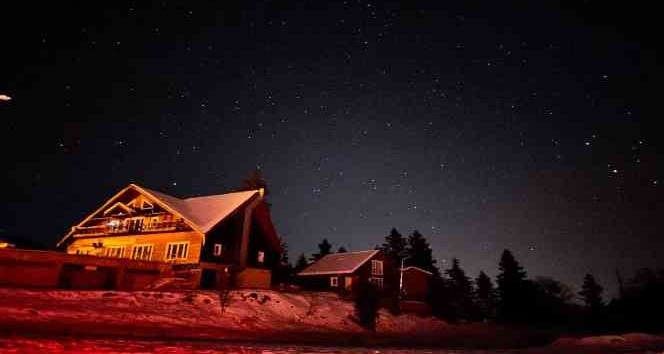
[381,228,407,262]
[579,273,605,328]
[337,246,347,253]
[310,239,332,261]
[240,168,269,195]
[496,249,530,323]
[444,258,475,321]
[405,230,439,275]
[475,271,497,321]
[294,253,308,272]
[579,274,604,309]
[273,236,293,284]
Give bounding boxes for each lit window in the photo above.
[213,243,223,257]
[104,246,125,258]
[371,260,383,276]
[165,242,189,261]
[330,276,339,287]
[131,244,153,261]
[257,251,265,264]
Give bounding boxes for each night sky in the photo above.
[1,1,661,298]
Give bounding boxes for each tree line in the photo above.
[282,227,664,332]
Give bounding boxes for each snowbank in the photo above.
[0,288,444,338]
[552,332,664,352]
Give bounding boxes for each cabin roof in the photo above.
[140,186,258,234]
[402,266,433,276]
[297,250,380,276]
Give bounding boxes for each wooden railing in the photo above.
[74,220,186,236]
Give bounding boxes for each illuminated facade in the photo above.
[57,184,283,288]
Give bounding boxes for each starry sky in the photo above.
[1,1,661,298]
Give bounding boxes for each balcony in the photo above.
[74,220,187,237]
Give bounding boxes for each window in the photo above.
[330,276,339,287]
[371,260,383,276]
[213,243,223,257]
[131,244,153,261]
[141,200,153,210]
[370,277,384,289]
[104,246,125,258]
[165,242,189,261]
[257,251,265,264]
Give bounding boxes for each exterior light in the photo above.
[0,94,11,101]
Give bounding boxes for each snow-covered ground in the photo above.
[1,288,663,353]
[0,288,446,336]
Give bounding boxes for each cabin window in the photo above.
[370,277,384,289]
[257,251,265,264]
[213,243,223,257]
[330,276,339,287]
[165,242,189,261]
[131,244,153,261]
[104,246,125,258]
[141,200,153,210]
[371,260,383,276]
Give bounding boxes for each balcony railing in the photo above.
[75,220,186,236]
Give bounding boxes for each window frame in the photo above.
[131,244,153,261]
[213,243,223,257]
[165,241,189,261]
[371,259,383,276]
[330,276,339,287]
[104,245,125,258]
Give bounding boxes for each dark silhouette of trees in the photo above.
[240,168,269,195]
[337,246,347,253]
[379,228,407,310]
[294,253,308,273]
[405,230,439,276]
[380,228,407,263]
[496,249,530,323]
[475,271,497,321]
[272,236,294,284]
[532,276,577,327]
[310,238,332,261]
[354,279,380,330]
[579,274,605,328]
[608,268,664,332]
[444,258,475,322]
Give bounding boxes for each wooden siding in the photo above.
[66,231,204,264]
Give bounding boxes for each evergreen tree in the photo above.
[579,273,605,328]
[405,230,439,275]
[580,274,604,309]
[337,246,348,253]
[294,253,308,272]
[496,249,530,323]
[240,168,269,195]
[444,258,475,321]
[310,238,332,261]
[272,236,293,283]
[354,279,380,330]
[475,271,497,321]
[380,228,407,262]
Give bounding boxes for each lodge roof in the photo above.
[57,184,282,252]
[297,249,380,276]
[140,186,258,234]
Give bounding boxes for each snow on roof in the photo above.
[297,250,380,276]
[402,266,433,276]
[137,185,259,234]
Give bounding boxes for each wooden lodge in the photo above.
[53,183,283,290]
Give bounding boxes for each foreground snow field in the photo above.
[0,288,447,335]
[0,288,663,353]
